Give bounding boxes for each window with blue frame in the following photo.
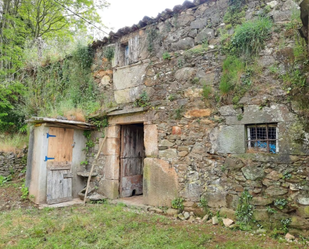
[246,124,278,153]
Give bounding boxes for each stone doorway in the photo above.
[119,124,145,198]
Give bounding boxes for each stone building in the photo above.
[83,0,309,228]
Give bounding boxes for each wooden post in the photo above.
[83,133,107,204]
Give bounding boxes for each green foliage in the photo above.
[281,218,291,233]
[0,0,108,131]
[177,59,184,68]
[219,56,244,94]
[91,116,109,130]
[175,106,184,120]
[191,77,199,84]
[266,206,277,214]
[168,94,177,101]
[274,199,288,210]
[223,0,246,26]
[83,130,95,153]
[202,84,212,99]
[282,172,292,180]
[237,114,243,121]
[103,46,115,62]
[22,42,101,119]
[171,198,184,212]
[72,44,94,69]
[285,7,302,31]
[0,82,26,132]
[236,190,254,230]
[0,175,12,186]
[231,17,273,56]
[21,181,29,199]
[80,160,88,166]
[198,197,209,214]
[162,52,171,60]
[134,91,150,107]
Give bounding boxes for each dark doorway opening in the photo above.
[119,124,145,197]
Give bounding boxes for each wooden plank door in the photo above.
[120,125,144,197]
[46,127,74,204]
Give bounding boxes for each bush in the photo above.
[231,17,273,56]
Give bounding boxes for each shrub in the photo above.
[231,17,273,56]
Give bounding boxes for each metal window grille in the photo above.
[246,124,278,153]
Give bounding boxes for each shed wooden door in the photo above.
[120,125,144,197]
[46,127,74,204]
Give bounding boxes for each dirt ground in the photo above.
[0,177,36,211]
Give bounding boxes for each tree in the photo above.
[0,0,109,132]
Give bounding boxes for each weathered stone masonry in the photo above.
[0,150,27,177]
[87,0,309,229]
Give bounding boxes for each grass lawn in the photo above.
[0,201,307,249]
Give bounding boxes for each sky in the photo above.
[99,0,187,34]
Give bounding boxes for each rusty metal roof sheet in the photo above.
[26,117,96,130]
[92,0,208,48]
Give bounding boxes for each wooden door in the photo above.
[120,125,144,197]
[46,127,74,204]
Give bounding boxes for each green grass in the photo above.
[231,17,273,56]
[219,55,244,94]
[0,204,305,248]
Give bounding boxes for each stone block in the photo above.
[143,158,178,207]
[184,109,212,118]
[219,105,237,116]
[204,184,227,208]
[175,67,195,81]
[224,157,244,170]
[98,179,119,199]
[265,186,288,197]
[296,206,309,218]
[225,104,296,125]
[216,125,246,154]
[184,87,203,98]
[100,75,111,86]
[171,37,195,51]
[290,216,309,229]
[159,149,177,159]
[219,207,236,220]
[253,209,269,221]
[104,155,119,180]
[114,85,145,104]
[251,197,273,206]
[102,138,120,155]
[113,63,149,90]
[241,165,264,181]
[106,126,120,138]
[144,124,158,157]
[195,28,214,44]
[190,17,207,29]
[172,126,181,135]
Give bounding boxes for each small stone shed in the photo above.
[26,117,95,205]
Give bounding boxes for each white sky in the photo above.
[99,0,186,33]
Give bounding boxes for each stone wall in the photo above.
[87,0,309,228]
[0,149,27,177]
